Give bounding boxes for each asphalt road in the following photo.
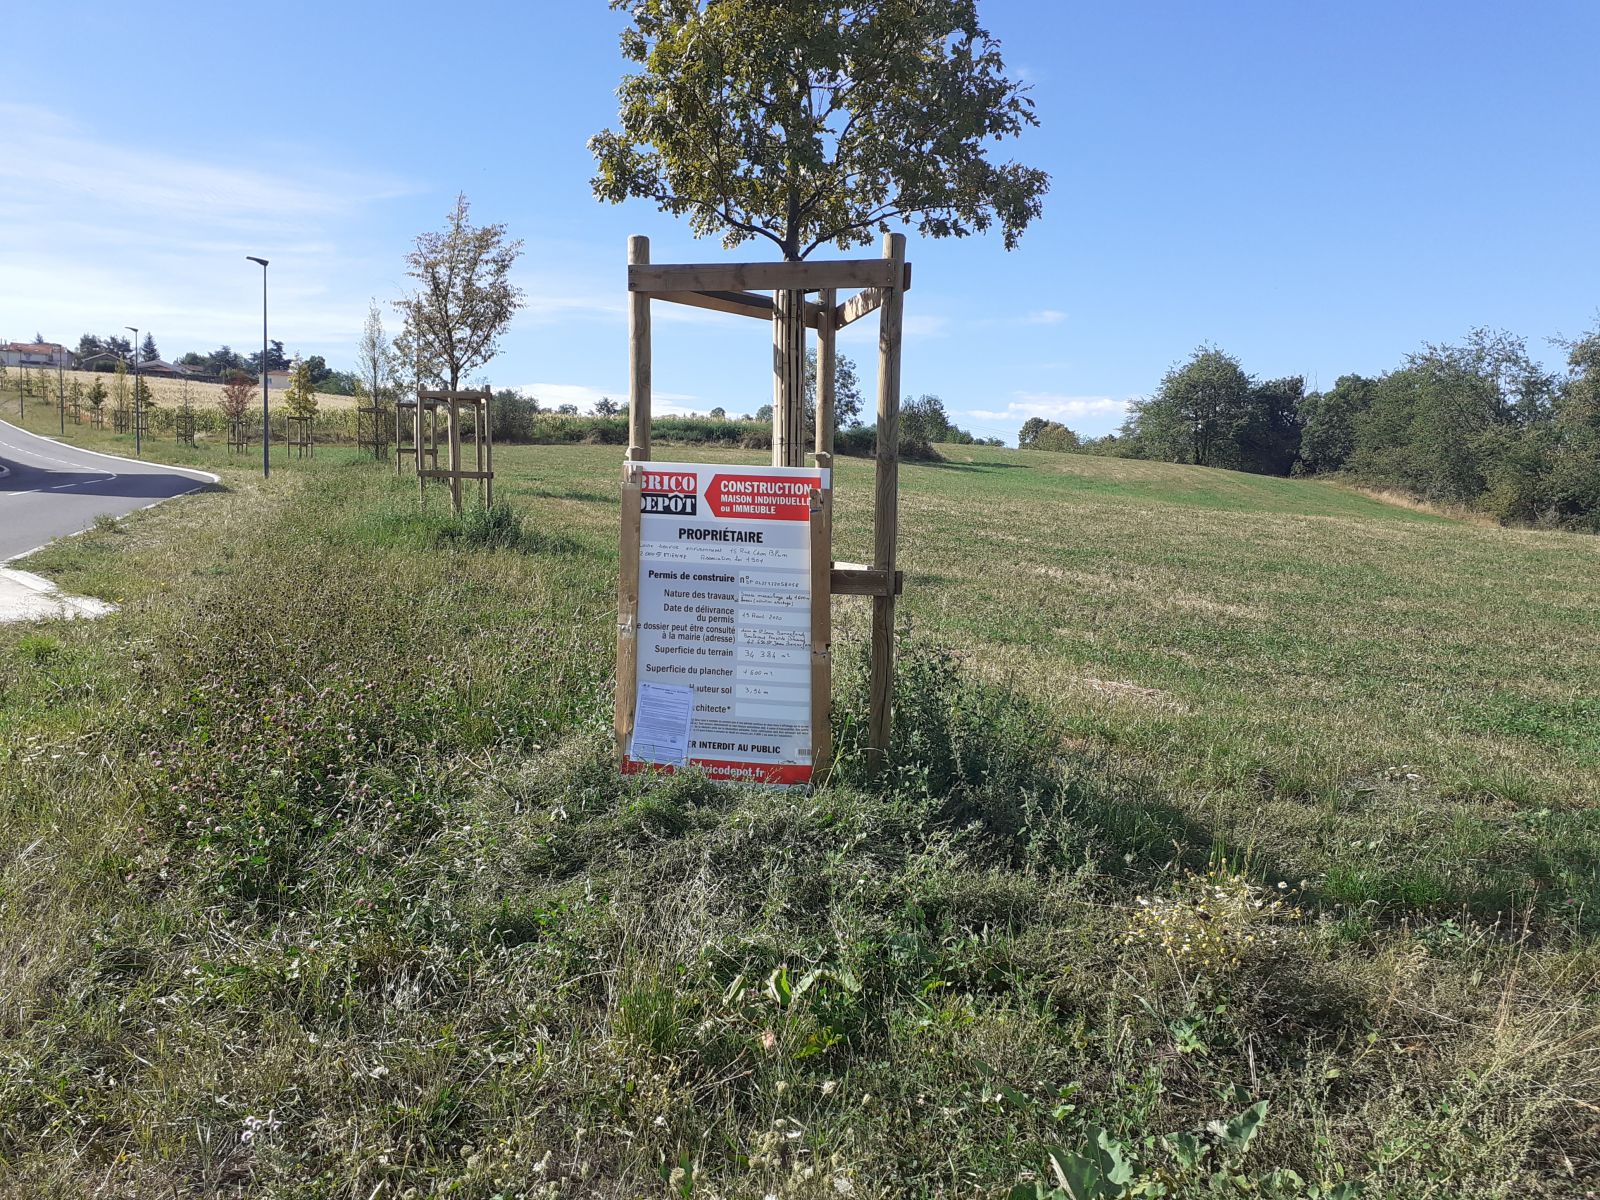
[0,418,218,562]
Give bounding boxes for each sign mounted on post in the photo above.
[619,460,828,785]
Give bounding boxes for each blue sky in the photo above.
[2,1,1596,442]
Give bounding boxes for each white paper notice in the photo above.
[631,682,694,766]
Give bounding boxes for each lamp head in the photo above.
[246,256,269,267]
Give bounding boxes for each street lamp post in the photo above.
[126,326,141,457]
[247,256,270,478]
[57,351,64,435]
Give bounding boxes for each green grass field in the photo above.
[2,413,1596,1197]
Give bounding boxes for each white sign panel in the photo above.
[625,461,826,785]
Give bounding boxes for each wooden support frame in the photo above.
[285,413,314,459]
[357,402,391,461]
[617,232,910,780]
[415,389,495,516]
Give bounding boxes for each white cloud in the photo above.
[0,102,413,357]
[1024,309,1067,325]
[969,393,1131,424]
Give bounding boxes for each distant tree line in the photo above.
[1050,323,1600,531]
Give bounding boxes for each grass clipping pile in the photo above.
[0,472,1595,1199]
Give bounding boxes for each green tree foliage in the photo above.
[395,193,524,391]
[205,346,247,376]
[589,0,1050,261]
[141,332,160,363]
[1120,348,1304,475]
[245,340,290,375]
[803,346,864,436]
[1299,374,1376,474]
[709,406,727,420]
[301,355,333,386]
[491,387,541,443]
[592,396,621,417]
[283,359,318,418]
[1018,417,1080,451]
[85,377,108,410]
[1345,329,1558,507]
[1544,327,1600,528]
[1124,347,1252,468]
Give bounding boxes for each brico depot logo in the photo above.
[640,470,699,515]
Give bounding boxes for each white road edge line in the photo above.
[0,420,220,485]
[0,481,214,566]
[0,421,221,567]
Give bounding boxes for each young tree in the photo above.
[86,377,108,412]
[69,377,85,419]
[141,332,160,363]
[356,300,397,410]
[283,357,318,418]
[219,372,256,424]
[395,193,524,391]
[590,0,1050,459]
[113,359,129,414]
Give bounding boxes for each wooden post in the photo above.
[628,236,652,462]
[773,288,806,467]
[868,233,906,774]
[815,288,836,460]
[447,399,464,515]
[415,400,425,499]
[616,466,644,764]
[809,458,834,779]
[483,392,494,509]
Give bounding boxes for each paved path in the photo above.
[0,418,217,563]
[0,420,217,621]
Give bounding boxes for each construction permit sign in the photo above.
[624,461,826,785]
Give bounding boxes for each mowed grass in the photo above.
[497,440,1600,919]
[1,419,1597,1197]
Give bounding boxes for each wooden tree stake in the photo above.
[868,233,906,775]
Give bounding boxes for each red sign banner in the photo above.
[704,473,820,521]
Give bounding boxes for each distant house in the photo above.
[267,368,291,393]
[133,358,188,379]
[1,341,68,368]
[77,351,129,372]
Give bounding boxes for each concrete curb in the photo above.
[0,566,118,623]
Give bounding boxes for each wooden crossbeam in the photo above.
[657,289,830,327]
[630,259,897,295]
[830,564,904,597]
[834,287,885,329]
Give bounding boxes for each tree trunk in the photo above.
[772,288,807,467]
